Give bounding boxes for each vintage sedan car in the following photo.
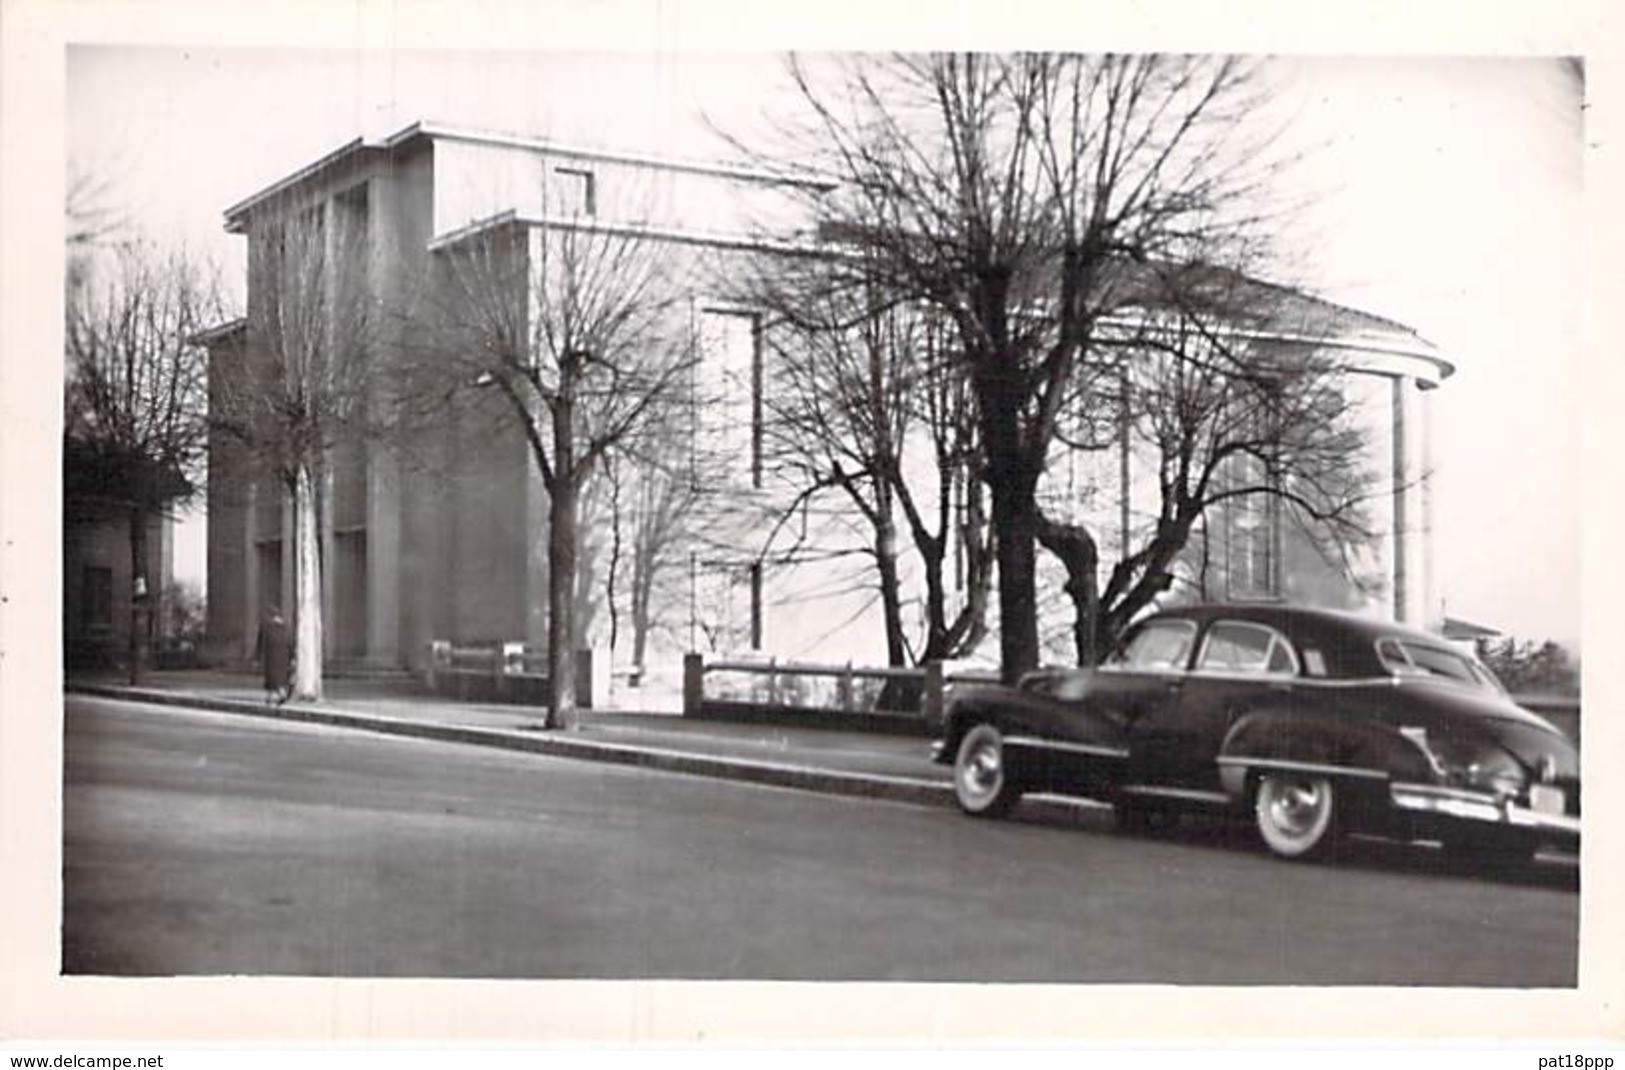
[933,604,1579,862]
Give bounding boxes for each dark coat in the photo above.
[258,616,292,692]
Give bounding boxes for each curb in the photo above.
[67,683,960,811]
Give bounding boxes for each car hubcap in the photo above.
[1264,778,1327,841]
[961,741,1001,800]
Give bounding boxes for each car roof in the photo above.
[1140,603,1461,677]
[1150,603,1437,640]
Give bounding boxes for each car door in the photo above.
[1092,618,1199,770]
[1130,618,1301,789]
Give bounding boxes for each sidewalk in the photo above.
[65,669,973,811]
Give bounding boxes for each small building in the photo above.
[62,444,176,671]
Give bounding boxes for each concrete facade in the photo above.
[204,122,1450,675]
[204,123,814,670]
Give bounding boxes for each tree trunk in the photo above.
[291,463,324,701]
[546,387,577,728]
[920,548,948,663]
[873,501,906,669]
[989,483,1040,683]
[631,582,651,682]
[606,458,622,662]
[127,507,147,685]
[978,373,1041,684]
[873,513,917,710]
[1037,514,1101,666]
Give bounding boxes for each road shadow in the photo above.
[1008,798,1580,893]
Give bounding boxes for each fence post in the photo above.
[575,647,594,710]
[922,660,945,726]
[838,661,855,711]
[427,639,451,693]
[683,653,704,717]
[768,656,780,707]
[499,640,525,703]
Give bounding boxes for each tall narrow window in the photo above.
[1226,457,1281,600]
[82,566,113,631]
[697,308,761,488]
[555,167,596,217]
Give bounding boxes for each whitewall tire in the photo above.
[953,723,1022,818]
[1254,772,1339,860]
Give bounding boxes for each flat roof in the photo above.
[223,120,834,232]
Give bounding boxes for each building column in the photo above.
[1391,375,1430,626]
[368,442,402,666]
[242,481,259,663]
[321,466,337,659]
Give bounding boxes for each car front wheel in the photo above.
[1254,772,1340,860]
[953,723,1022,818]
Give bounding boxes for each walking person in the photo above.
[257,607,293,705]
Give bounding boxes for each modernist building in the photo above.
[202,122,1450,674]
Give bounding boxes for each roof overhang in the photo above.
[224,139,380,233]
[188,317,248,346]
[427,209,823,258]
[223,121,834,234]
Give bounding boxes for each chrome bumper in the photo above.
[1390,783,1581,838]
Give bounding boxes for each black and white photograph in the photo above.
[4,0,1621,1052]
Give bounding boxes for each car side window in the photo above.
[1105,620,1197,673]
[1196,620,1300,676]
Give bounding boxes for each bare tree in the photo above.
[64,239,224,682]
[426,214,692,725]
[1037,266,1378,663]
[769,52,1277,681]
[750,260,993,674]
[602,403,710,682]
[66,167,126,252]
[209,200,376,700]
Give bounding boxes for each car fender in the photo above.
[936,684,1125,767]
[1216,706,1424,803]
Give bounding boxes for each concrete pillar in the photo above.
[1391,375,1429,625]
[369,442,402,665]
[574,647,595,710]
[320,467,336,659]
[242,481,260,663]
[682,653,704,717]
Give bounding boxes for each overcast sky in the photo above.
[64,46,1584,645]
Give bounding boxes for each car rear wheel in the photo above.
[953,723,1022,818]
[1254,772,1340,860]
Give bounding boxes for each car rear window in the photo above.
[1376,637,1502,691]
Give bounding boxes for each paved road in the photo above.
[62,694,1579,983]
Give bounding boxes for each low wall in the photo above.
[697,699,936,737]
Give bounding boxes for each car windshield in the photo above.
[1375,638,1506,694]
[1104,619,1196,672]
[1021,670,1092,701]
